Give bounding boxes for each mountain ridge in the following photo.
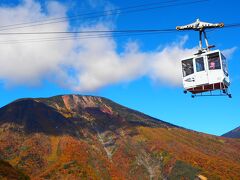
[222,126,240,138]
[13,94,176,124]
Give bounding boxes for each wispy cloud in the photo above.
[222,47,237,59]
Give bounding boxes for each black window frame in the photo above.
[207,52,221,70]
[182,58,194,77]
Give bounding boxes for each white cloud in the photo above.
[0,0,71,86]
[1,0,234,92]
[222,47,237,59]
[148,36,197,86]
[70,38,147,91]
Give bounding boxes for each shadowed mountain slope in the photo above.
[0,95,239,179]
[0,99,78,136]
[222,126,240,138]
[0,159,29,179]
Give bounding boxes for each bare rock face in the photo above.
[0,95,240,179]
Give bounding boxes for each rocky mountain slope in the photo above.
[0,95,240,179]
[222,126,240,138]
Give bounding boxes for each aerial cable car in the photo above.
[176,19,231,98]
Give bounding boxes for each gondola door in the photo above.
[193,57,209,87]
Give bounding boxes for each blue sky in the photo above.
[0,0,239,136]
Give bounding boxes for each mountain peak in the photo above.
[222,126,240,138]
[34,94,114,118]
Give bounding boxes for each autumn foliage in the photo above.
[0,95,239,179]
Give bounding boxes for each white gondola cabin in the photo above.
[181,50,230,95]
[177,19,231,97]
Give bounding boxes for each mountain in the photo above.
[0,95,240,179]
[222,126,240,138]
